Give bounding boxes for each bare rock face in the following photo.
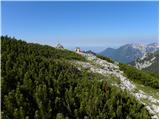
[73,52,159,119]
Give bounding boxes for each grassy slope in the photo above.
[1,36,151,119]
[119,63,158,89]
[96,55,159,99]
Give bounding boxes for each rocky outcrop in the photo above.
[72,53,159,119]
[56,43,64,49]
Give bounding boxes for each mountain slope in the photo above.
[73,52,159,119]
[130,51,159,74]
[1,36,158,119]
[100,43,158,63]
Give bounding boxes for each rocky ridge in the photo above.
[130,50,159,74]
[135,56,156,70]
[72,53,159,119]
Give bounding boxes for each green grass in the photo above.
[119,63,159,89]
[133,82,159,100]
[96,54,115,63]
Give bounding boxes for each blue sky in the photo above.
[2,1,158,52]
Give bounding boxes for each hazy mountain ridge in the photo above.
[100,43,159,63]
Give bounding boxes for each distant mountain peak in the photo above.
[147,42,159,48]
[147,42,158,46]
[100,42,159,63]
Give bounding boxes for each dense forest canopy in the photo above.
[1,36,151,118]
